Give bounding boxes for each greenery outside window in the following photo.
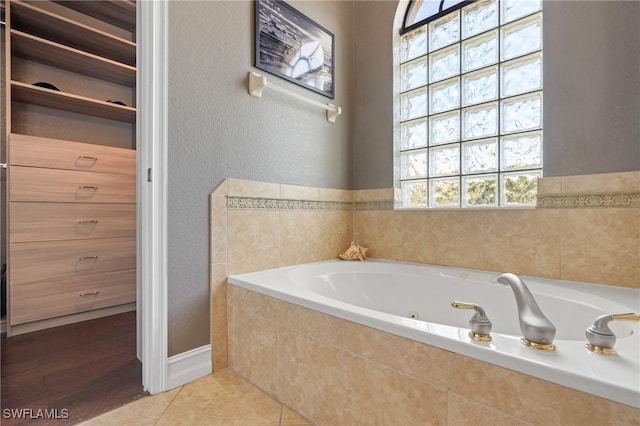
[398,0,543,208]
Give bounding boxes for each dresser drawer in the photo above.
[10,237,136,285]
[10,134,135,175]
[10,202,136,243]
[10,166,135,203]
[10,270,136,325]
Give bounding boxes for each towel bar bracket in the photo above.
[247,71,342,123]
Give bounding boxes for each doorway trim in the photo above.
[138,0,168,394]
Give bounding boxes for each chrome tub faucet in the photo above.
[497,273,556,350]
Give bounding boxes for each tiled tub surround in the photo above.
[229,259,640,407]
[228,284,640,425]
[210,179,353,370]
[212,172,638,422]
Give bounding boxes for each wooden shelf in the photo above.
[10,0,135,66]
[11,80,136,123]
[12,30,135,86]
[52,1,136,31]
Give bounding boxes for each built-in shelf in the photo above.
[52,0,136,32]
[12,30,135,86]
[12,80,136,123]
[10,0,135,66]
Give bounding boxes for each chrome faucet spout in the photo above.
[497,273,556,349]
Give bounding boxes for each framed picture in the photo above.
[255,0,335,99]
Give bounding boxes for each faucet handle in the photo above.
[451,300,492,342]
[585,313,640,355]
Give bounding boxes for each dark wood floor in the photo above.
[1,311,147,425]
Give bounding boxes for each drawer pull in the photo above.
[79,291,99,297]
[78,219,99,224]
[78,185,98,190]
[78,256,99,261]
[78,156,98,162]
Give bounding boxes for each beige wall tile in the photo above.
[273,294,449,389]
[447,392,533,426]
[227,178,280,198]
[226,304,235,377]
[537,176,562,195]
[280,184,322,201]
[449,353,640,425]
[279,210,352,266]
[375,210,426,262]
[423,210,486,270]
[276,299,350,346]
[343,353,448,425]
[318,210,353,260]
[210,194,227,264]
[227,307,278,396]
[335,320,450,389]
[316,187,353,202]
[227,284,279,321]
[353,210,378,254]
[353,188,394,202]
[227,210,280,275]
[279,211,322,265]
[277,327,349,426]
[279,184,352,202]
[561,171,640,195]
[561,208,639,287]
[481,209,561,278]
[210,264,228,371]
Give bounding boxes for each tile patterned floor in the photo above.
[79,369,311,426]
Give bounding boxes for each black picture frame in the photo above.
[254,0,335,99]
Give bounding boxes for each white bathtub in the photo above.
[228,259,640,408]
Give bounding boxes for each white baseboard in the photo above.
[166,344,212,390]
[1,318,6,334]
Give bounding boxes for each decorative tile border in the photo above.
[537,193,640,209]
[227,197,353,211]
[228,193,640,211]
[355,201,396,211]
[227,197,397,211]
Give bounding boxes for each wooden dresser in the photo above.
[7,134,136,334]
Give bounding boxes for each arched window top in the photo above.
[402,0,471,34]
[395,0,543,208]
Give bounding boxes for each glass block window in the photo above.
[398,0,542,209]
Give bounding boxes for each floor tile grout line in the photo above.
[153,385,184,425]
